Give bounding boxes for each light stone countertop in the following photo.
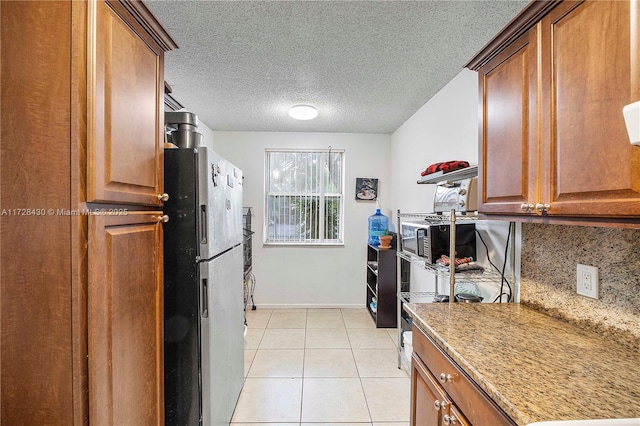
[403,303,640,426]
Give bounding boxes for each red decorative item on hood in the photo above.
[421,161,470,176]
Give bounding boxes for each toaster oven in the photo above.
[433,177,478,213]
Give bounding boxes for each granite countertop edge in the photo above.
[403,303,531,425]
[402,302,640,425]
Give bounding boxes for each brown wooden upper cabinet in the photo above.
[468,0,640,221]
[476,29,538,216]
[88,0,170,206]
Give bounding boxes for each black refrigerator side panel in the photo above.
[164,149,201,425]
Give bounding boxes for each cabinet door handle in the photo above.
[443,414,459,425]
[535,203,551,212]
[439,373,453,384]
[434,400,443,411]
[520,203,533,212]
[157,193,169,202]
[157,214,169,223]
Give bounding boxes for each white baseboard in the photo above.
[249,303,366,309]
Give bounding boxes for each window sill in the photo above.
[263,241,344,247]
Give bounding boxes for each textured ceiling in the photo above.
[147,0,528,134]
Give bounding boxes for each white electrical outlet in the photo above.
[576,264,599,299]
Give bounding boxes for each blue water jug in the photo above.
[368,205,389,246]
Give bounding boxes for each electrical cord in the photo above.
[493,292,511,303]
[475,227,512,303]
[499,223,513,302]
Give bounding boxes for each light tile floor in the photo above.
[231,308,410,426]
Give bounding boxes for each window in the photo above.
[265,149,344,245]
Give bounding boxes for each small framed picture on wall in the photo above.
[355,178,378,201]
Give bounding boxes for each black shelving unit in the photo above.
[366,243,397,328]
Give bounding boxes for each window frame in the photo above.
[263,148,345,246]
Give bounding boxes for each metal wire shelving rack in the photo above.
[397,250,505,303]
[395,210,516,370]
[243,207,256,314]
[396,211,486,302]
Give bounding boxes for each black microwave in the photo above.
[400,221,476,264]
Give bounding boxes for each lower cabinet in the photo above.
[88,212,164,425]
[412,353,469,426]
[411,325,514,426]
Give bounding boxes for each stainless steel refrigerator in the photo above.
[164,147,244,425]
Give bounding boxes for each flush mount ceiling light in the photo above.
[288,105,318,120]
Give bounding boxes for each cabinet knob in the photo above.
[520,203,533,212]
[434,400,443,411]
[157,215,169,223]
[439,373,453,384]
[458,188,467,195]
[535,203,550,212]
[443,414,459,425]
[157,193,169,202]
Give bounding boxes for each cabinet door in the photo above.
[411,353,449,426]
[478,29,538,215]
[88,212,164,425]
[541,0,640,217]
[87,0,165,206]
[449,405,471,426]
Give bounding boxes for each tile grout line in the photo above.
[242,308,410,425]
[299,308,307,425]
[347,309,376,426]
[242,310,267,379]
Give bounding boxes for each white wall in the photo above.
[200,130,392,308]
[390,69,518,301]
[390,69,480,216]
[197,119,215,150]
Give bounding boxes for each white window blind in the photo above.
[265,149,344,245]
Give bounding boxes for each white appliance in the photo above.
[623,100,640,145]
[433,177,478,213]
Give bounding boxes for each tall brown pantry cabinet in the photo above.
[0,1,176,424]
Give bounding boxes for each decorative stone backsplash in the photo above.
[519,223,640,349]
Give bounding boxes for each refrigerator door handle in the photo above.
[201,278,209,318]
[200,205,208,244]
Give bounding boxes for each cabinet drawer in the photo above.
[412,353,470,426]
[412,324,514,426]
